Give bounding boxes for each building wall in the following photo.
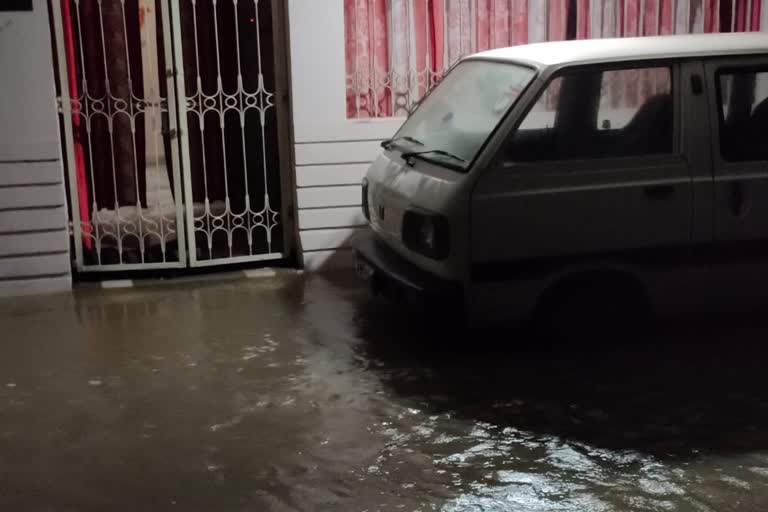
[288,0,399,271]
[0,0,71,296]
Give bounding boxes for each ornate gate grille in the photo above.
[51,0,290,271]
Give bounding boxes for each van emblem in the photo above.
[377,204,386,220]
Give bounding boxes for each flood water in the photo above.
[2,272,768,511]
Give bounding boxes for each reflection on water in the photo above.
[0,273,768,511]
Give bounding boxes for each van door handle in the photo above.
[643,184,675,201]
[728,181,745,217]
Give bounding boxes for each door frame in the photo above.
[271,0,299,265]
[53,0,298,272]
[680,59,714,245]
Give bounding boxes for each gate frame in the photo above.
[169,0,297,268]
[271,0,299,266]
[52,0,298,272]
[51,0,188,272]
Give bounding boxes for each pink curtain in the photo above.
[575,0,590,39]
[660,0,675,34]
[704,0,720,32]
[549,0,569,41]
[345,0,755,119]
[475,0,529,51]
[753,0,764,31]
[723,0,762,31]
[345,0,391,118]
[430,0,446,82]
[411,0,437,98]
[445,0,469,65]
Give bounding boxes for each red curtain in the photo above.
[60,0,91,249]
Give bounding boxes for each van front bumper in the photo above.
[352,229,463,311]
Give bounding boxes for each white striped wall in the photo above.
[294,141,386,271]
[0,1,71,297]
[289,0,401,271]
[0,173,71,300]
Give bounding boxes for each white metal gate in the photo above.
[51,0,290,271]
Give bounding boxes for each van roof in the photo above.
[472,32,768,67]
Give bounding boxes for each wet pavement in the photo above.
[2,272,768,511]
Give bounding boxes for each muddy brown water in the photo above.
[1,273,768,511]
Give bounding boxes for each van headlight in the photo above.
[402,209,450,260]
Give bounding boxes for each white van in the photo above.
[353,33,768,329]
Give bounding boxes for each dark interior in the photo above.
[502,72,674,163]
[721,71,768,162]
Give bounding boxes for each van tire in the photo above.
[532,274,653,343]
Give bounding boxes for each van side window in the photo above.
[502,66,673,163]
[717,70,768,162]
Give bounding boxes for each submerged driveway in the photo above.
[1,273,768,511]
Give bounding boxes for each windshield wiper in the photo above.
[401,149,467,166]
[380,135,424,149]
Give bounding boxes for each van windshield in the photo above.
[391,60,535,171]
